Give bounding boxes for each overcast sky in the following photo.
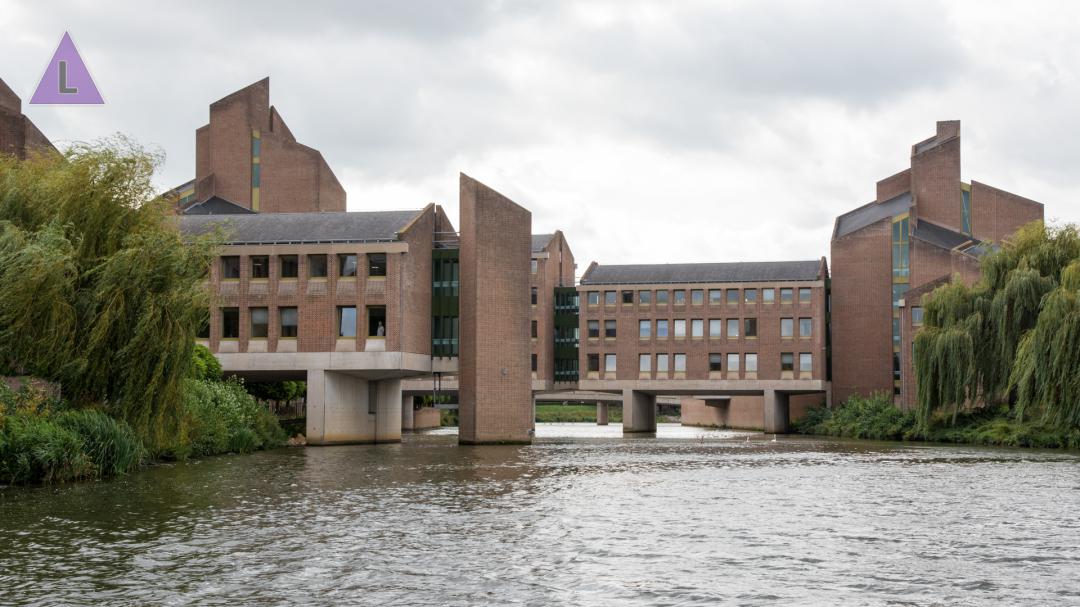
[2,1,1078,273]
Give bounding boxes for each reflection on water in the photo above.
[2,424,1079,606]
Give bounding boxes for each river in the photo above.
[2,424,1078,606]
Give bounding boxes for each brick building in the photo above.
[0,78,56,160]
[530,232,576,391]
[830,121,1044,409]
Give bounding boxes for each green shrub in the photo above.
[181,378,286,457]
[794,393,916,441]
[0,414,93,484]
[190,344,222,381]
[55,409,144,477]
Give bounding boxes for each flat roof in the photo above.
[580,260,822,285]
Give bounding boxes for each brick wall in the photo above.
[910,128,962,232]
[970,181,1044,243]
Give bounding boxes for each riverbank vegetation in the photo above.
[0,142,286,485]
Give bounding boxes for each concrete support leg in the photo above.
[763,389,791,434]
[622,389,657,433]
[597,402,609,426]
[374,379,402,443]
[401,394,416,431]
[305,370,402,445]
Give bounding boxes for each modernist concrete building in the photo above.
[830,121,1044,409]
[0,78,56,160]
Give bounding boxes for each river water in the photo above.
[2,423,1078,606]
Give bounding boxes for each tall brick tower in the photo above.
[0,78,56,159]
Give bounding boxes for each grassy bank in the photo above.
[794,394,1080,449]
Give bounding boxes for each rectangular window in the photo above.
[709,319,722,338]
[531,320,538,338]
[961,187,972,235]
[605,353,617,373]
[338,306,357,338]
[639,319,651,338]
[656,290,669,305]
[673,354,687,373]
[251,163,261,188]
[709,289,723,304]
[762,288,775,304]
[799,317,812,337]
[781,318,794,337]
[367,306,386,338]
[799,353,813,373]
[691,319,703,338]
[674,319,686,338]
[745,353,758,373]
[279,255,298,279]
[744,318,757,337]
[308,254,328,278]
[532,287,538,305]
[251,256,269,279]
[781,352,794,372]
[727,353,740,372]
[338,254,357,278]
[726,318,739,338]
[709,353,723,372]
[744,288,757,304]
[691,289,704,305]
[604,291,616,305]
[656,319,669,338]
[531,354,537,372]
[221,256,240,279]
[250,307,268,338]
[638,290,652,305]
[673,290,686,305]
[531,259,538,274]
[605,319,617,338]
[587,354,600,372]
[588,292,600,306]
[726,289,739,305]
[639,354,651,372]
[799,287,811,304]
[622,290,634,304]
[912,307,924,326]
[587,320,600,338]
[280,307,298,338]
[656,354,669,373]
[368,253,387,277]
[221,307,239,338]
[780,288,793,304]
[196,313,210,339]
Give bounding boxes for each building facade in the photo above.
[530,232,576,391]
[0,78,55,160]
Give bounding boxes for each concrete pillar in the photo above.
[374,379,402,443]
[763,389,791,434]
[596,402,609,426]
[622,389,657,433]
[401,394,415,431]
[305,370,402,445]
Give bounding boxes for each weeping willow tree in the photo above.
[914,221,1080,431]
[0,139,217,448]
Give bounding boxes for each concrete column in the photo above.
[596,402,609,426]
[306,369,327,444]
[622,389,657,433]
[401,394,415,431]
[305,370,403,445]
[763,389,791,434]
[374,379,402,443]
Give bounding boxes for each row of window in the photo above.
[219,253,388,281]
[586,352,813,374]
[206,305,387,340]
[586,318,813,339]
[586,287,813,307]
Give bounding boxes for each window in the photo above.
[531,354,537,372]
[781,318,794,337]
[639,354,651,373]
[599,291,614,305]
[691,289,704,305]
[656,290,669,305]
[368,253,387,277]
[587,354,600,372]
[656,319,669,338]
[196,313,210,339]
[587,320,600,338]
[800,353,813,373]
[744,318,757,338]
[912,307,924,326]
[604,354,617,373]
[622,290,634,304]
[338,254,357,278]
[799,317,812,337]
[221,256,240,279]
[674,319,687,338]
[799,288,812,304]
[588,292,600,306]
[780,288,793,304]
[709,353,723,372]
[250,307,268,338]
[656,354,669,373]
[744,288,758,304]
[280,307,298,338]
[673,354,687,373]
[308,254,328,278]
[251,256,269,279]
[673,290,686,305]
[605,319,617,338]
[367,306,386,338]
[279,255,298,279]
[709,319,722,338]
[745,353,758,373]
[639,290,652,305]
[531,287,538,305]
[531,259,538,274]
[531,320,538,338]
[691,319,704,338]
[338,306,357,338]
[781,352,794,372]
[709,289,723,304]
[727,289,739,305]
[726,318,739,338]
[762,288,775,304]
[727,353,740,373]
[961,187,972,235]
[221,307,239,338]
[639,319,651,338]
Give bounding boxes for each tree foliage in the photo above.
[0,138,217,448]
[914,221,1080,430]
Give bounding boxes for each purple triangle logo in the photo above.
[30,32,103,105]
